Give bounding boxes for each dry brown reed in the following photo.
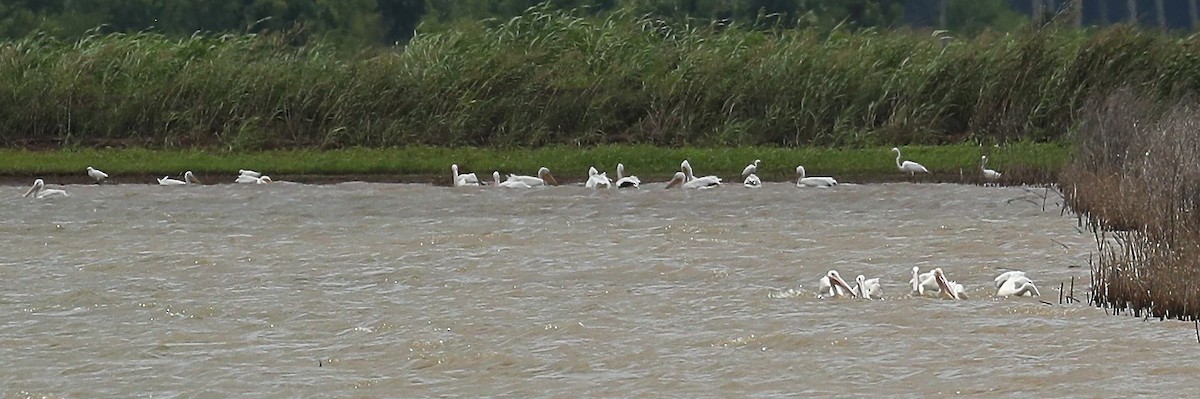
[1063,89,1200,320]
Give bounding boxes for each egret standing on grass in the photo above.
[892,147,929,176]
[981,156,1001,183]
[86,167,108,184]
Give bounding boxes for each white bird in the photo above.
[981,156,1001,182]
[86,166,108,183]
[892,147,930,176]
[994,271,1039,297]
[507,167,557,187]
[235,174,263,184]
[256,176,272,184]
[679,160,721,188]
[665,172,721,189]
[451,164,481,187]
[585,166,612,189]
[852,275,883,300]
[22,179,68,199]
[931,268,968,300]
[795,166,838,187]
[238,169,262,178]
[743,173,761,188]
[493,171,532,188]
[158,171,199,186]
[741,159,761,178]
[817,270,857,298]
[910,266,940,297]
[614,163,640,188]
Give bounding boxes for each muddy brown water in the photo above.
[2,180,1196,397]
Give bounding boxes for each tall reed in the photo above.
[2,6,1200,150]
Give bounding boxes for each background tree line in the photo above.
[0,0,1035,47]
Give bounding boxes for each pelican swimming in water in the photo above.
[614,163,640,188]
[910,266,940,297]
[23,179,68,199]
[741,159,761,179]
[994,271,1039,297]
[86,166,108,183]
[931,268,968,300]
[981,156,1001,183]
[852,275,883,300]
[493,171,532,188]
[235,175,272,184]
[585,166,612,189]
[795,166,837,187]
[679,160,721,188]
[238,169,262,178]
[817,270,857,298]
[451,164,481,187]
[892,147,930,176]
[158,171,199,186]
[743,173,762,188]
[507,167,557,187]
[665,172,721,189]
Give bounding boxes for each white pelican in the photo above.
[451,164,481,187]
[235,174,263,184]
[994,271,1039,297]
[817,270,857,298]
[184,171,200,184]
[795,166,837,187]
[679,160,721,188]
[852,275,883,300]
[614,163,640,188]
[158,171,199,186]
[585,166,612,189]
[507,167,557,187]
[910,266,939,297]
[22,179,68,198]
[493,171,532,188]
[666,172,721,189]
[932,268,968,300]
[892,147,929,176]
[238,169,262,178]
[256,176,272,184]
[86,166,108,183]
[743,173,761,188]
[741,159,761,178]
[981,156,1001,182]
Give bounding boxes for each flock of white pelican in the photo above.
[19,147,1002,198]
[814,267,1039,300]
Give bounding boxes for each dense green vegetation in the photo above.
[0,142,1068,184]
[0,6,1196,151]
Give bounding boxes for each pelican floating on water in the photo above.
[743,173,762,188]
[614,163,640,188]
[451,164,481,187]
[795,166,837,187]
[235,175,272,184]
[585,166,612,189]
[931,268,968,300]
[981,156,1001,183]
[238,169,262,178]
[23,179,68,198]
[679,160,721,188]
[994,271,1039,297]
[741,159,761,179]
[666,172,721,189]
[892,147,930,176]
[507,167,557,187]
[493,171,532,188]
[852,275,883,300]
[910,266,940,297]
[86,166,108,183]
[159,171,199,186]
[818,270,857,298]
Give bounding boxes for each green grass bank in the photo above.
[2,142,1068,185]
[1,7,1198,150]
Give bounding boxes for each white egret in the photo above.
[892,147,929,176]
[86,166,108,183]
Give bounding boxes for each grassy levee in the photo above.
[1062,90,1200,321]
[1,7,1199,150]
[0,142,1068,185]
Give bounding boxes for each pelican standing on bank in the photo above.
[86,167,108,184]
[614,163,640,188]
[451,164,481,187]
[23,179,68,198]
[795,166,837,187]
[994,271,1039,297]
[493,171,532,188]
[585,166,612,189]
[892,147,929,176]
[507,167,557,187]
[817,270,857,298]
[981,156,1001,183]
